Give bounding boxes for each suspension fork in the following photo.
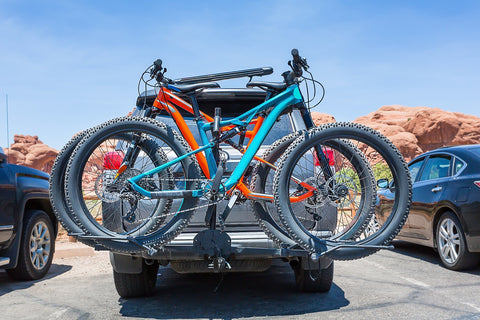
[115,133,145,178]
[115,106,160,177]
[295,103,335,181]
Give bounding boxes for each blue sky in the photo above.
[1,0,479,150]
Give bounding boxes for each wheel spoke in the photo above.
[39,225,47,240]
[447,220,454,236]
[41,253,48,267]
[439,225,449,240]
[441,244,450,259]
[34,254,40,268]
[32,226,38,238]
[450,243,458,261]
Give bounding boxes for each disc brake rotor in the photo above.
[303,177,327,209]
[324,173,358,209]
[94,168,149,202]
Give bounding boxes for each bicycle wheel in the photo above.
[65,116,201,253]
[252,131,376,246]
[49,130,94,245]
[274,122,412,260]
[251,132,302,246]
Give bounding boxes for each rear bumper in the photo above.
[109,231,332,274]
[142,231,309,261]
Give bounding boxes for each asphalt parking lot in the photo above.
[1,241,479,320]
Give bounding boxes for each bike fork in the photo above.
[290,104,335,180]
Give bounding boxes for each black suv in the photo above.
[0,147,57,280]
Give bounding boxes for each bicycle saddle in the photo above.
[167,82,220,93]
[246,81,287,92]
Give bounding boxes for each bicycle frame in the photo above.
[150,87,265,179]
[128,84,314,200]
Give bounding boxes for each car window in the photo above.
[453,157,465,175]
[419,156,451,181]
[155,114,293,146]
[408,158,425,182]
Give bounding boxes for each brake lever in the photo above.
[288,60,303,77]
[150,59,164,81]
[301,57,309,70]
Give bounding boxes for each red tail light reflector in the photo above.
[474,181,480,189]
[314,149,335,166]
[103,151,124,170]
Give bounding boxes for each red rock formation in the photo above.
[354,106,480,161]
[5,135,58,173]
[314,106,480,161]
[311,112,336,125]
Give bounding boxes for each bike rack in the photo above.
[73,233,394,259]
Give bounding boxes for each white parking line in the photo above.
[50,307,69,319]
[401,276,430,288]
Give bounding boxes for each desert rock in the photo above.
[312,106,480,161]
[5,135,58,173]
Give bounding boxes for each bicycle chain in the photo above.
[128,177,226,224]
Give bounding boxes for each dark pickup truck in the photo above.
[0,147,57,280]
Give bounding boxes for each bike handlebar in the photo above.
[290,48,309,77]
[150,49,309,87]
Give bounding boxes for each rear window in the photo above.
[156,115,293,146]
[453,157,465,175]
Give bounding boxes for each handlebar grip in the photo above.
[150,59,164,81]
[153,59,163,68]
[291,48,300,62]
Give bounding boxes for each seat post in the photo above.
[187,93,202,119]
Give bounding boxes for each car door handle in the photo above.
[431,186,442,193]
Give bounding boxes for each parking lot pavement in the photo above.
[1,241,479,320]
[54,240,95,258]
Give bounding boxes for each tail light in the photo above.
[314,149,335,166]
[103,151,124,170]
[474,181,480,189]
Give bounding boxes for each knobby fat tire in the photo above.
[274,122,412,261]
[64,117,201,253]
[49,130,95,246]
[251,131,377,246]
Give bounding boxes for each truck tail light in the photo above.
[474,181,480,189]
[103,151,124,170]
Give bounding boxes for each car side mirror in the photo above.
[377,178,389,189]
